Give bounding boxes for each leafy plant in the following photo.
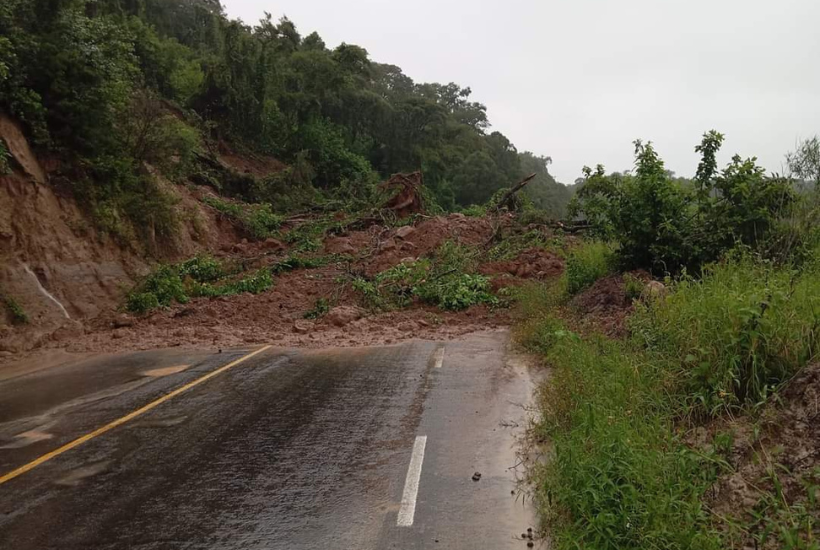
[2,294,28,324]
[125,255,272,313]
[623,273,645,302]
[202,196,283,240]
[0,140,10,174]
[352,241,497,312]
[304,297,330,319]
[570,133,795,273]
[416,272,496,311]
[630,254,820,416]
[564,240,615,295]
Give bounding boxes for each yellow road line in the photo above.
[0,345,272,486]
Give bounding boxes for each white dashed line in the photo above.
[432,347,445,369]
[397,435,427,527]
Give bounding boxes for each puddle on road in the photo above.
[0,429,54,449]
[55,460,112,486]
[141,364,190,377]
[131,416,188,428]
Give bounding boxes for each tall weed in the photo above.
[630,256,820,415]
[564,240,616,295]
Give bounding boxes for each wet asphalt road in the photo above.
[0,331,539,549]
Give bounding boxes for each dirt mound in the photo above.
[365,214,496,276]
[0,113,558,364]
[569,271,650,336]
[480,247,564,289]
[705,362,820,547]
[54,258,510,354]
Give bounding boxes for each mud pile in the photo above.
[568,271,650,337]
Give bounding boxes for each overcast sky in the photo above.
[222,0,820,184]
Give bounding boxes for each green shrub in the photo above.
[461,204,486,217]
[220,269,272,295]
[352,241,497,312]
[623,273,645,302]
[570,133,795,273]
[202,196,282,240]
[630,255,820,416]
[245,203,283,239]
[126,264,187,313]
[178,255,224,283]
[304,297,330,319]
[125,256,272,313]
[0,140,10,174]
[564,241,615,295]
[2,295,28,324]
[416,273,496,311]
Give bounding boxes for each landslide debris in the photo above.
[2,194,571,361]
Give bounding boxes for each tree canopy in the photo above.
[0,0,571,214]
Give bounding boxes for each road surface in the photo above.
[0,330,540,549]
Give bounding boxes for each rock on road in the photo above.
[0,330,540,549]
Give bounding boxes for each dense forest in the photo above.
[0,0,571,241]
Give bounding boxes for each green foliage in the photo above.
[518,152,573,219]
[534,334,725,550]
[786,135,820,189]
[304,297,330,319]
[202,196,283,239]
[75,155,180,246]
[416,272,496,311]
[0,0,573,242]
[623,273,645,302]
[564,241,615,295]
[125,255,272,314]
[353,240,497,312]
[630,255,820,416]
[126,264,187,313]
[571,133,795,273]
[2,294,28,324]
[517,282,726,549]
[461,204,487,217]
[0,140,10,174]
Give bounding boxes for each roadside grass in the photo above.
[630,253,820,418]
[564,240,616,295]
[519,248,820,549]
[518,281,726,549]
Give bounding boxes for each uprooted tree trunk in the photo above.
[491,173,536,213]
[380,171,426,218]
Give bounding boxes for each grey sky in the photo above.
[222,0,820,184]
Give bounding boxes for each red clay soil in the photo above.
[1,213,529,363]
[480,247,565,291]
[568,271,650,337]
[216,141,285,178]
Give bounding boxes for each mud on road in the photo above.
[2,211,572,368]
